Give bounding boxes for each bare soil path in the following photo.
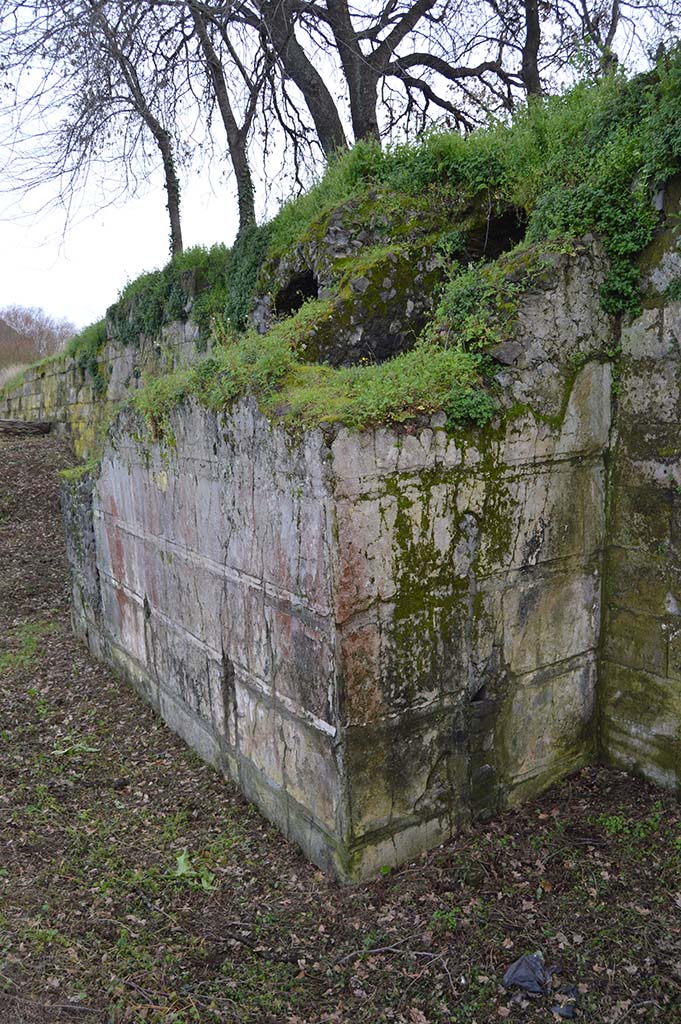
[0,435,680,1023]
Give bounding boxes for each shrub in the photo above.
[65,320,108,394]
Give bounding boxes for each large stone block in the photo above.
[502,572,599,676]
[599,662,680,788]
[498,656,596,799]
[63,360,616,879]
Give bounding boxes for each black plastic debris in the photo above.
[502,952,557,995]
[551,984,579,1018]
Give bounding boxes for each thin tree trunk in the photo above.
[190,3,256,234]
[347,68,380,142]
[521,0,542,96]
[88,2,184,255]
[158,130,183,255]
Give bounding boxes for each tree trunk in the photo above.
[346,67,380,142]
[521,0,542,97]
[0,419,51,436]
[88,3,184,256]
[190,4,256,234]
[260,0,348,157]
[158,129,183,256]
[325,0,380,143]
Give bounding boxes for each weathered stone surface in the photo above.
[252,242,441,366]
[499,243,614,419]
[39,229,681,879]
[599,287,681,790]
[61,336,612,878]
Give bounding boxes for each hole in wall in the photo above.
[274,269,319,318]
[467,208,528,261]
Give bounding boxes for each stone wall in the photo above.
[599,197,681,789]
[61,243,619,879]
[63,367,610,880]
[328,362,610,876]
[0,320,204,460]
[10,223,681,878]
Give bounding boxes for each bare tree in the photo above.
[253,0,349,157]
[186,0,265,234]
[236,0,525,143]
[0,304,76,364]
[0,0,190,254]
[2,0,680,268]
[83,0,187,253]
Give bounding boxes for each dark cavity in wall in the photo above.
[467,208,528,261]
[274,269,319,318]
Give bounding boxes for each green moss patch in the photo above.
[133,324,494,439]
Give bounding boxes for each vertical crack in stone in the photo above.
[220,647,236,751]
[462,512,481,701]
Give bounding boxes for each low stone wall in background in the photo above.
[0,320,204,460]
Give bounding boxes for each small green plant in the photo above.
[107,244,230,346]
[598,802,665,840]
[132,327,495,437]
[65,319,108,394]
[431,905,461,931]
[599,813,628,835]
[361,929,383,949]
[172,848,217,892]
[222,223,272,330]
[665,276,681,301]
[59,458,99,483]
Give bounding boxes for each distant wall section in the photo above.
[0,320,204,460]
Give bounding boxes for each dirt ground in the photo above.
[0,433,679,1023]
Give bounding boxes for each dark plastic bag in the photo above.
[502,953,556,995]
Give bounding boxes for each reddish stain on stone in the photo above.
[339,623,383,725]
[103,491,128,626]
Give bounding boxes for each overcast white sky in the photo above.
[0,169,241,330]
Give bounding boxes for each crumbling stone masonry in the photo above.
[6,238,681,881]
[58,244,635,881]
[0,319,205,460]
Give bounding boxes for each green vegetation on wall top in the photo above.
[133,318,495,437]
[9,49,681,431]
